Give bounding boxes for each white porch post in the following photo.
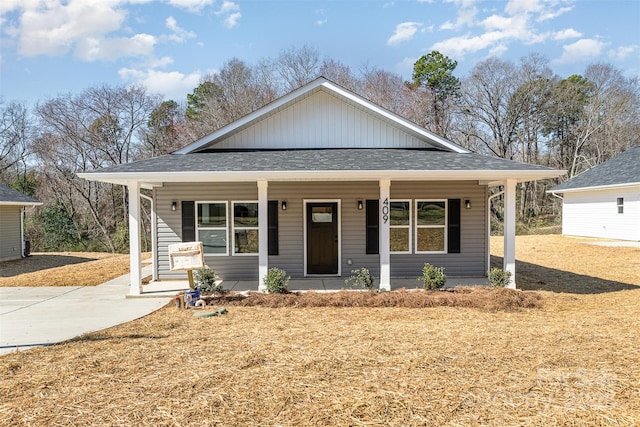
[379,179,391,291]
[503,179,517,289]
[258,180,268,292]
[140,194,158,282]
[128,182,142,295]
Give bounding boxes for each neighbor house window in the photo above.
[197,202,228,255]
[617,197,624,214]
[415,200,447,253]
[233,201,259,255]
[390,200,411,253]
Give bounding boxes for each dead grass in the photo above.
[1,290,639,426]
[1,235,639,425]
[490,235,640,293]
[0,252,151,287]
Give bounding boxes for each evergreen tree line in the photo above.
[1,46,638,252]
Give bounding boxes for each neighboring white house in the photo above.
[80,77,565,294]
[549,145,640,241]
[0,184,42,262]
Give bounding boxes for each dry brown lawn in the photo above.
[0,252,151,287]
[1,235,639,426]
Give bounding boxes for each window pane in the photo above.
[417,228,445,252]
[312,206,333,223]
[198,229,227,254]
[417,201,446,226]
[390,202,410,226]
[390,228,409,252]
[234,203,258,227]
[198,203,226,227]
[234,229,258,253]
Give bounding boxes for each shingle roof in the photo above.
[0,184,40,205]
[82,148,557,175]
[550,145,640,192]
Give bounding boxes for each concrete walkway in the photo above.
[0,266,172,356]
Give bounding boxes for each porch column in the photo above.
[379,179,391,291]
[503,179,517,289]
[258,180,268,292]
[128,181,142,295]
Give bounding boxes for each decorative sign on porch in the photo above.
[168,242,204,271]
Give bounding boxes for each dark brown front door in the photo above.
[306,202,338,275]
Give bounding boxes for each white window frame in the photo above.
[617,197,624,214]
[232,200,259,256]
[389,199,412,254]
[415,199,448,254]
[196,201,228,256]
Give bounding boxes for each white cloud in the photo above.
[555,38,605,64]
[554,28,581,40]
[166,0,214,13]
[14,0,128,57]
[395,56,418,75]
[440,21,455,31]
[315,19,328,27]
[75,33,156,61]
[387,22,423,46]
[165,16,196,43]
[442,0,478,30]
[432,31,504,57]
[608,45,639,61]
[488,43,508,57]
[537,6,573,22]
[118,67,202,100]
[215,1,241,28]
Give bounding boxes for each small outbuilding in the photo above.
[549,145,640,241]
[0,184,41,261]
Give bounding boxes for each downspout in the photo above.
[487,190,505,276]
[140,194,157,281]
[20,207,25,258]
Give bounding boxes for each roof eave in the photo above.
[79,169,565,186]
[0,201,43,206]
[548,181,640,194]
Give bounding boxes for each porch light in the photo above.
[357,200,363,210]
[465,199,471,209]
[281,201,287,211]
[171,201,177,211]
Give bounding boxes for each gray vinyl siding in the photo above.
[155,182,258,279]
[0,206,22,261]
[390,181,487,277]
[267,181,381,277]
[154,180,487,280]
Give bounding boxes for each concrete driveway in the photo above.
[0,268,173,356]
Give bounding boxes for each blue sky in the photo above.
[1,0,639,107]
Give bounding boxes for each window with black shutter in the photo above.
[181,201,195,242]
[447,198,461,254]
[366,199,379,254]
[268,200,279,255]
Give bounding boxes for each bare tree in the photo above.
[34,84,160,252]
[0,100,31,183]
[275,44,321,91]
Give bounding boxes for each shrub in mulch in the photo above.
[201,287,543,311]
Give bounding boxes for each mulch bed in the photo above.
[199,287,544,311]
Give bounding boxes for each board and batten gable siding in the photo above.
[0,205,22,262]
[155,182,259,279]
[212,91,432,150]
[562,187,640,241]
[390,181,487,277]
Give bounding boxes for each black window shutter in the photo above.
[447,199,461,254]
[268,200,279,255]
[181,201,195,242]
[366,199,379,254]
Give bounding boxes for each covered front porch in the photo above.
[124,177,519,297]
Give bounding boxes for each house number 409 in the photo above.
[382,197,389,224]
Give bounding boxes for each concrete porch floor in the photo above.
[136,276,490,297]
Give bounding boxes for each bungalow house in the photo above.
[79,77,564,294]
[0,184,41,262]
[549,145,639,241]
